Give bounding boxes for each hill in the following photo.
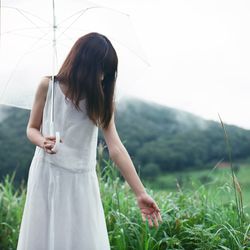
[112,96,250,176]
[1,96,250,183]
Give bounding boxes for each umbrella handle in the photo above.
[51,131,60,153]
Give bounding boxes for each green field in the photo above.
[144,161,250,214]
[0,159,249,249]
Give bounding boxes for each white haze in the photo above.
[98,0,250,129]
[1,0,250,129]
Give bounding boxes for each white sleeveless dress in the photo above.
[16,79,111,250]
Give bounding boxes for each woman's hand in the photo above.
[136,192,163,228]
[42,136,61,154]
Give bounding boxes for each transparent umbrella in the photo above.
[0,0,149,151]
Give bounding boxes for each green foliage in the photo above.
[113,97,250,176]
[0,106,34,185]
[1,159,249,249]
[0,172,26,250]
[1,97,250,184]
[219,114,244,227]
[98,160,250,250]
[141,163,161,179]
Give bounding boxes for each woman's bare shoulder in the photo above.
[36,76,51,98]
[40,76,51,87]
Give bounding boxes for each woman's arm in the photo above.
[102,111,146,197]
[26,77,56,153]
[101,110,162,227]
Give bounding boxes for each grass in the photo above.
[146,163,250,215]
[1,130,250,249]
[0,174,26,250]
[99,159,250,250]
[144,116,250,219]
[1,156,249,250]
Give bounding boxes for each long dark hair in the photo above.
[55,32,118,129]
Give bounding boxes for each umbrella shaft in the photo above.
[50,0,57,124]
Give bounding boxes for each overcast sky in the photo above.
[95,0,250,129]
[1,0,250,129]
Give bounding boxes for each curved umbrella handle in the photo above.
[51,131,60,153]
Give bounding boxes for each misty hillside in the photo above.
[112,96,250,175]
[1,96,250,184]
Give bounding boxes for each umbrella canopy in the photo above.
[0,0,149,151]
[0,0,149,110]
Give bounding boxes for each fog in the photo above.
[1,0,250,129]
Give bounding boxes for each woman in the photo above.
[17,32,162,250]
